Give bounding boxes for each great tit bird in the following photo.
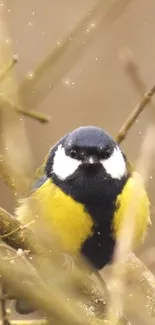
[15,126,150,314]
[16,126,150,270]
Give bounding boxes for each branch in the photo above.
[116,84,155,144]
[0,318,130,325]
[0,204,154,322]
[0,54,49,124]
[16,107,50,124]
[33,82,155,183]
[4,321,47,325]
[121,49,155,103]
[0,208,44,254]
[116,50,155,145]
[121,50,147,95]
[0,56,18,85]
[0,97,50,124]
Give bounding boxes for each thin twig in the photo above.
[0,321,47,325]
[16,108,50,124]
[0,97,50,124]
[116,85,155,144]
[121,48,155,104]
[0,56,18,85]
[3,321,47,325]
[116,50,155,144]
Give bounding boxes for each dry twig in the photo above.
[0,208,44,254]
[121,50,148,95]
[116,49,155,144]
[116,86,155,144]
[16,108,50,124]
[0,56,18,85]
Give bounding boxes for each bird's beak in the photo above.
[83,156,99,165]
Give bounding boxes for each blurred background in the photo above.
[0,0,155,277]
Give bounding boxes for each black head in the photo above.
[45,126,127,182]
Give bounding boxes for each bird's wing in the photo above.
[29,147,52,192]
[31,151,49,187]
[31,174,48,191]
[113,172,150,245]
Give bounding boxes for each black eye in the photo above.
[100,146,112,159]
[70,149,77,159]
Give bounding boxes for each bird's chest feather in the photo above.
[33,179,94,254]
[45,174,128,267]
[52,171,129,269]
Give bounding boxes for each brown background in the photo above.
[1,0,155,317]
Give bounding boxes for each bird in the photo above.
[15,126,150,313]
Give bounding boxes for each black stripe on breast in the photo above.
[52,168,129,269]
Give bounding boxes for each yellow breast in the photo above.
[17,179,93,255]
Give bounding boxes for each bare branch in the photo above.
[121,49,147,95]
[16,108,50,124]
[1,321,47,325]
[4,321,47,325]
[0,208,44,254]
[0,56,18,85]
[116,85,155,144]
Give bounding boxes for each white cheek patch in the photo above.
[101,146,127,179]
[52,144,81,180]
